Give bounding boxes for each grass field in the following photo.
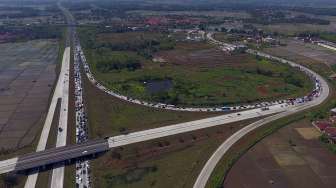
[206,42,336,188]
[90,120,256,188]
[83,70,220,138]
[320,33,336,43]
[80,29,313,107]
[223,116,336,188]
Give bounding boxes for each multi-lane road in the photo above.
[0,72,328,176]
[23,47,70,188]
[194,70,329,188]
[0,4,330,188]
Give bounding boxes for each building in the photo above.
[331,108,336,116]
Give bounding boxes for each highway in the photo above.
[23,47,70,188]
[193,75,329,188]
[0,85,326,176]
[0,51,329,188]
[191,33,330,188]
[107,104,288,148]
[74,31,91,188]
[0,6,328,188]
[0,36,329,175]
[50,45,70,188]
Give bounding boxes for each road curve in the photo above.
[193,53,330,188]
[76,35,310,113]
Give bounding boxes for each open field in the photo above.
[0,40,58,155]
[204,42,336,188]
[90,119,255,188]
[82,69,221,138]
[213,33,241,43]
[258,22,336,35]
[267,39,336,66]
[224,118,336,188]
[126,10,252,19]
[82,30,313,107]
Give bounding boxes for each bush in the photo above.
[96,52,141,73]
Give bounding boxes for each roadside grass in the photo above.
[26,27,70,188]
[0,174,27,188]
[90,120,256,188]
[258,23,336,36]
[80,29,313,107]
[82,71,221,138]
[206,50,336,188]
[319,33,336,43]
[207,112,307,188]
[64,34,77,188]
[319,134,336,154]
[35,99,61,188]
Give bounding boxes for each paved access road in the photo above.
[50,46,70,188]
[107,103,288,148]
[0,103,285,174]
[0,102,315,175]
[193,58,330,188]
[23,47,70,188]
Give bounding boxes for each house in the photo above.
[313,121,332,131]
[325,127,336,137]
[331,108,336,116]
[325,127,336,143]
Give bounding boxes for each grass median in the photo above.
[206,51,336,188]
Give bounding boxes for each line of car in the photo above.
[74,36,321,115]
[74,32,91,188]
[247,49,323,105]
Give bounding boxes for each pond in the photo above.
[145,79,173,94]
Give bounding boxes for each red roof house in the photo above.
[325,127,336,138]
[314,121,332,131]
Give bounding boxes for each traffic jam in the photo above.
[248,50,323,106]
[76,42,322,113]
[74,34,91,188]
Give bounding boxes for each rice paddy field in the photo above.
[0,39,58,156]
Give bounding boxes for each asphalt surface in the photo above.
[0,103,285,174]
[50,46,70,188]
[74,32,91,188]
[0,48,328,176]
[24,47,70,188]
[0,54,327,188]
[0,10,330,188]
[193,53,330,188]
[14,139,109,172]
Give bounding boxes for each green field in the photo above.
[83,71,219,138]
[90,120,253,188]
[320,33,336,43]
[80,28,312,107]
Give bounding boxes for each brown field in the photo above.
[267,39,336,66]
[96,31,166,44]
[90,119,257,188]
[126,10,252,19]
[223,119,336,188]
[0,40,58,154]
[155,42,254,68]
